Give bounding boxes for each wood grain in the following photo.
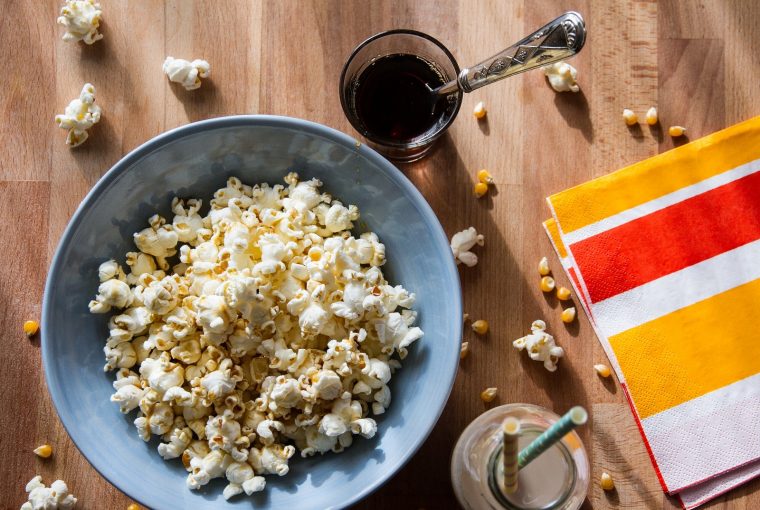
[2,1,760,509]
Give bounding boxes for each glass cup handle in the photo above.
[456,11,586,93]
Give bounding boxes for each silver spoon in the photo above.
[430,12,586,101]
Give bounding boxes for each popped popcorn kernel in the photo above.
[544,62,579,93]
[513,320,564,371]
[645,106,658,125]
[600,472,615,491]
[57,0,103,45]
[477,169,494,184]
[669,125,686,137]
[538,257,550,276]
[163,57,211,91]
[623,109,638,126]
[471,320,489,335]
[33,444,53,458]
[55,83,101,148]
[540,276,555,293]
[473,182,489,198]
[20,475,77,509]
[480,387,498,402]
[473,101,487,119]
[594,364,611,378]
[556,286,571,301]
[24,320,40,338]
[451,227,485,267]
[561,307,576,323]
[460,342,469,359]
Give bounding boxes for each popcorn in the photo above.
[163,57,211,91]
[513,320,565,371]
[543,62,580,93]
[20,475,77,510]
[55,83,101,147]
[57,0,102,45]
[450,227,485,267]
[90,174,422,499]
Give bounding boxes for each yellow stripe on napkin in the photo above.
[610,277,760,419]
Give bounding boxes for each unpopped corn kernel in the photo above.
[645,106,658,125]
[480,387,498,402]
[540,276,555,293]
[561,307,576,323]
[460,342,469,359]
[556,286,571,301]
[127,504,141,510]
[33,444,53,458]
[471,320,489,335]
[623,109,638,126]
[473,101,487,119]
[538,257,550,276]
[473,182,489,198]
[594,364,611,378]
[600,472,615,491]
[24,320,40,338]
[477,169,494,184]
[669,125,686,137]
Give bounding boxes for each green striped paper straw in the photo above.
[517,406,588,469]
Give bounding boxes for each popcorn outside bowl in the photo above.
[42,115,462,510]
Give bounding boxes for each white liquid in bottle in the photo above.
[451,404,589,510]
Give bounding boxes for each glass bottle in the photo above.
[451,403,589,510]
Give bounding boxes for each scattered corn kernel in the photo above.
[33,444,52,458]
[540,276,555,293]
[23,320,39,338]
[480,387,498,402]
[594,364,611,378]
[473,182,489,198]
[127,504,141,510]
[460,342,470,359]
[463,313,469,323]
[471,319,489,335]
[561,306,576,323]
[538,256,550,276]
[645,106,658,125]
[600,472,615,491]
[622,108,638,126]
[669,125,686,137]
[556,286,572,301]
[473,101,487,119]
[477,169,494,184]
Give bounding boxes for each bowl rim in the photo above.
[41,115,462,509]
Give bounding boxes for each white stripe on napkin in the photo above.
[591,238,760,338]
[642,373,760,492]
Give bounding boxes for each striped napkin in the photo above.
[543,116,760,509]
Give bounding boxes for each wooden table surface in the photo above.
[3,1,760,508]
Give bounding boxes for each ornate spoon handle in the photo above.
[441,12,586,94]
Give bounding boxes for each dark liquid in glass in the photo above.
[355,53,450,142]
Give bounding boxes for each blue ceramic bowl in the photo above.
[42,116,462,510]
